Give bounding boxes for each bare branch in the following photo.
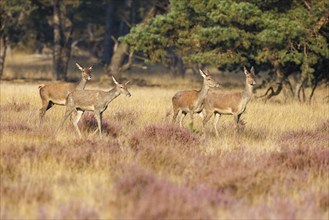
[119,51,134,72]
[302,0,312,11]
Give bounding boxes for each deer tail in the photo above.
[38,84,45,90]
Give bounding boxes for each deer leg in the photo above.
[189,110,194,130]
[198,111,204,121]
[213,113,221,137]
[172,108,179,124]
[94,111,102,138]
[70,110,77,122]
[56,107,75,135]
[39,101,53,126]
[72,110,84,138]
[234,114,241,130]
[202,110,213,131]
[179,112,187,127]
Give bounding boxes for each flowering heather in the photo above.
[53,202,99,219]
[1,82,328,219]
[78,112,122,137]
[113,164,231,219]
[276,121,329,172]
[113,110,138,126]
[129,123,201,151]
[0,122,33,132]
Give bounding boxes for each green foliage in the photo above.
[123,0,329,76]
[1,0,36,47]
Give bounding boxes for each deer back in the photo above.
[40,83,77,104]
[205,92,244,114]
[172,90,200,109]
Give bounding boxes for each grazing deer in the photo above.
[56,76,131,138]
[38,63,93,126]
[203,67,256,137]
[172,69,220,127]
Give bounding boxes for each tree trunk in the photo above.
[52,0,73,81]
[308,73,323,103]
[53,0,64,80]
[256,63,285,102]
[61,11,74,79]
[118,0,131,36]
[0,34,7,79]
[295,77,307,102]
[169,54,185,77]
[102,0,115,65]
[109,41,131,78]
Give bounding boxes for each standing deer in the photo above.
[56,76,131,138]
[203,67,256,137]
[38,63,93,126]
[172,69,220,128]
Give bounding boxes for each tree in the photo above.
[102,0,166,78]
[123,0,329,101]
[255,0,329,101]
[102,0,116,65]
[52,0,79,80]
[0,0,34,78]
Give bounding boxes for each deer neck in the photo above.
[195,83,209,111]
[242,80,253,101]
[105,87,121,104]
[75,78,87,90]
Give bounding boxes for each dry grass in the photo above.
[1,54,329,219]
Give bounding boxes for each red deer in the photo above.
[38,63,93,126]
[56,76,131,138]
[203,67,256,136]
[172,69,220,127]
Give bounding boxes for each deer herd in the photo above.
[39,63,256,138]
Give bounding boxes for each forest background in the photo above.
[1,0,329,219]
[1,0,328,100]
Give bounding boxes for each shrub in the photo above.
[276,125,329,172]
[112,164,230,219]
[78,112,122,138]
[127,123,202,175]
[186,149,277,198]
[0,122,33,133]
[54,202,99,219]
[128,123,201,151]
[113,110,138,126]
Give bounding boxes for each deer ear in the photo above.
[251,66,255,75]
[76,63,84,71]
[125,81,130,85]
[199,69,206,78]
[205,68,210,76]
[243,66,248,75]
[112,76,119,85]
[88,64,94,70]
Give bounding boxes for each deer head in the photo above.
[76,63,93,81]
[112,76,131,97]
[244,66,256,86]
[199,68,220,88]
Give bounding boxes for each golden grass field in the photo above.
[1,54,329,219]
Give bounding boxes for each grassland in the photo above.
[1,54,329,219]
